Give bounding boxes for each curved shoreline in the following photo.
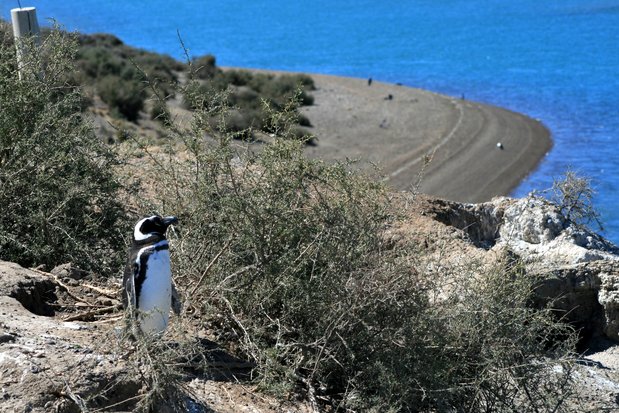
[300,74,552,203]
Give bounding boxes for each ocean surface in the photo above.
[3,1,619,242]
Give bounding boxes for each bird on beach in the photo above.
[122,215,180,335]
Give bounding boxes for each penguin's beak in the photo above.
[163,216,178,227]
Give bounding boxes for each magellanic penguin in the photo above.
[123,215,179,335]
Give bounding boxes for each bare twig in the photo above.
[30,268,90,305]
[81,282,119,300]
[62,305,121,322]
[189,238,232,296]
[60,382,89,413]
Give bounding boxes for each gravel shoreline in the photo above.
[301,74,552,203]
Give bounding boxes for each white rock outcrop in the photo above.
[475,196,619,341]
[426,194,619,341]
[496,196,619,267]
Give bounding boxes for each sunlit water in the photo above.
[4,0,619,241]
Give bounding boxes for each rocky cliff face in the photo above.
[425,194,619,343]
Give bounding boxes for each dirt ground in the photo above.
[0,260,313,413]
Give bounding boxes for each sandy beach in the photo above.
[301,74,552,203]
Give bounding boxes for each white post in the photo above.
[10,7,41,79]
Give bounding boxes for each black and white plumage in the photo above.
[123,215,179,334]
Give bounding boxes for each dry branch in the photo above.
[62,305,121,322]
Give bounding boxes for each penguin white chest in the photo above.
[138,248,172,334]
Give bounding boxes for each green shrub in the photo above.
[245,72,274,92]
[77,46,124,79]
[206,75,231,93]
[0,25,128,274]
[297,113,311,127]
[77,33,182,83]
[222,69,254,86]
[219,109,257,139]
[78,32,124,48]
[74,33,312,134]
[181,81,230,112]
[260,92,310,141]
[228,87,261,110]
[179,59,315,140]
[264,74,314,106]
[295,73,315,90]
[192,54,219,79]
[129,49,183,79]
[75,33,180,104]
[98,75,146,121]
[298,90,314,106]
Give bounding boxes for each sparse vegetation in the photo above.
[97,74,145,121]
[184,63,315,140]
[74,33,181,121]
[192,54,218,79]
[0,23,602,412]
[139,77,581,411]
[150,97,172,124]
[550,168,603,230]
[73,33,315,137]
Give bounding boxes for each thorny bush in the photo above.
[0,24,128,274]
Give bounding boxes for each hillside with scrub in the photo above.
[71,31,315,143]
[1,24,619,412]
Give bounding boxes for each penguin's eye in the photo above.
[140,217,163,235]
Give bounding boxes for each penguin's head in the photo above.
[133,215,178,242]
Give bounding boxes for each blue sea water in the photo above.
[3,1,619,242]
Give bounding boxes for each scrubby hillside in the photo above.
[1,24,619,413]
[71,32,315,143]
[3,193,619,412]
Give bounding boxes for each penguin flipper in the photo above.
[125,274,137,310]
[171,282,182,315]
[122,260,138,311]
